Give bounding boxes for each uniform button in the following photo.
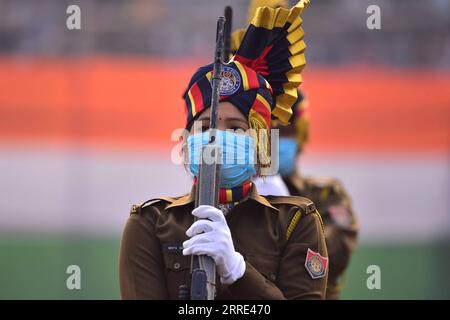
[173,262,181,270]
[270,274,276,281]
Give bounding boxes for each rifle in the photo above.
[189,16,226,301]
[223,6,233,62]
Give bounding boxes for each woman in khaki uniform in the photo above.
[119,0,328,300]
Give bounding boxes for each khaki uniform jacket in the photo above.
[119,184,328,299]
[283,174,358,299]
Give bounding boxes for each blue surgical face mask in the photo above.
[278,137,298,177]
[187,130,257,188]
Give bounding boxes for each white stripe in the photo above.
[0,147,449,243]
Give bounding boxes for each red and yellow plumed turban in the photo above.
[183,0,310,165]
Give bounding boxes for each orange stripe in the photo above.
[0,58,449,154]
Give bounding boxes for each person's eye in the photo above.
[232,128,249,135]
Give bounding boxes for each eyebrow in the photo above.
[199,116,247,124]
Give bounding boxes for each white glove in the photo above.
[182,205,246,284]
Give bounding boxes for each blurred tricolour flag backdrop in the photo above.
[0,0,449,299]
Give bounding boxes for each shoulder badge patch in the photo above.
[305,248,328,279]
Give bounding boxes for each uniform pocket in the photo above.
[164,253,190,271]
[163,253,191,299]
[245,254,280,284]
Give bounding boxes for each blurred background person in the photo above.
[255,92,358,299]
[0,0,449,299]
[238,1,358,300]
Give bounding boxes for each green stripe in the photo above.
[0,234,448,299]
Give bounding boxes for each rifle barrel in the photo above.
[209,17,225,141]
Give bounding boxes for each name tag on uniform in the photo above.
[162,243,184,255]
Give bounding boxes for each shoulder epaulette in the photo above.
[304,176,346,199]
[129,197,175,215]
[272,195,324,241]
[267,195,316,214]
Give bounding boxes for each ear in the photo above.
[180,131,190,165]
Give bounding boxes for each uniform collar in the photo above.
[166,183,279,213]
[247,183,279,212]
